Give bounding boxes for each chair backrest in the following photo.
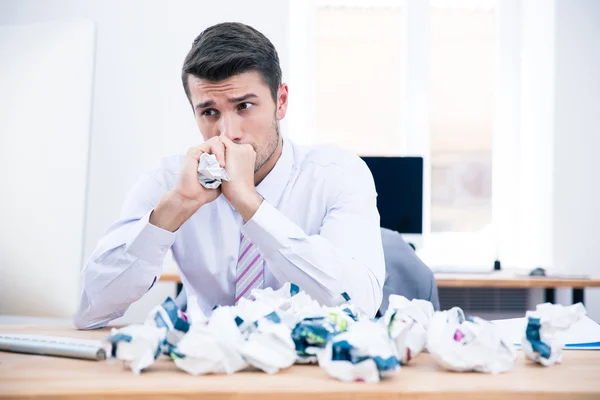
[379,228,440,314]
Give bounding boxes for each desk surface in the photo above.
[433,272,600,288]
[160,271,600,289]
[1,324,599,399]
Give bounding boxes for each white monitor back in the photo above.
[0,19,95,317]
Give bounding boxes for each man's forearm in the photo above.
[150,191,204,232]
[74,210,176,329]
[241,201,385,317]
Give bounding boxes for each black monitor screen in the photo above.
[361,156,423,234]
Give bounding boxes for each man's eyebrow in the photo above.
[228,93,258,103]
[195,100,215,110]
[194,94,258,110]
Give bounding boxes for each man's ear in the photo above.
[276,83,289,120]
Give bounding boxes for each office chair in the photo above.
[379,227,440,313]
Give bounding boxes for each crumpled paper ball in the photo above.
[427,308,516,374]
[318,319,400,383]
[197,152,230,189]
[523,302,586,367]
[380,295,434,364]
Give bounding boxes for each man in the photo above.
[74,22,385,329]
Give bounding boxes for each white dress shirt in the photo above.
[74,137,385,329]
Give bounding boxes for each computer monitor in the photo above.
[361,156,424,248]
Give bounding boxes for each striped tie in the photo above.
[234,234,264,304]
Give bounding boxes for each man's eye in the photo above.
[237,102,254,111]
[201,109,219,117]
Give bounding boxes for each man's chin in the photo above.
[254,160,265,174]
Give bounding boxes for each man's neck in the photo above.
[254,136,283,186]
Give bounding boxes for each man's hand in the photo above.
[220,136,263,221]
[150,137,226,232]
[173,137,225,204]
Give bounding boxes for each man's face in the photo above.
[188,71,287,172]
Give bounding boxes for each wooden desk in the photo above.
[160,271,600,303]
[433,273,600,289]
[160,271,600,289]
[435,273,600,305]
[1,324,599,399]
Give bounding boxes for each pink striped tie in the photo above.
[234,234,264,304]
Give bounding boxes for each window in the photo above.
[313,0,495,232]
[429,1,495,232]
[315,3,406,156]
[293,0,507,266]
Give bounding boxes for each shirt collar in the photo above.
[255,135,294,208]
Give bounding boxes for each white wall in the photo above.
[0,0,290,322]
[518,0,555,268]
[552,0,600,320]
[514,0,600,319]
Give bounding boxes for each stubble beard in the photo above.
[253,116,280,173]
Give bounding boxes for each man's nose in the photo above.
[219,114,243,142]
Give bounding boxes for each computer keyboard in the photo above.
[0,333,107,361]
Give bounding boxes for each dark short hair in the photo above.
[182,22,282,106]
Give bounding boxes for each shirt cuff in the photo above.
[241,200,306,257]
[125,210,176,264]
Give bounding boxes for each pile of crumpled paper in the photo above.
[106,283,586,381]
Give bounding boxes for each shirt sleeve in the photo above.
[241,159,385,317]
[73,167,175,330]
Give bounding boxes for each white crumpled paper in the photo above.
[318,319,400,383]
[247,283,325,328]
[427,308,516,374]
[172,294,296,375]
[522,302,586,367]
[239,283,356,365]
[380,295,434,364]
[107,324,166,375]
[234,283,360,366]
[104,285,392,380]
[172,303,248,375]
[197,153,230,189]
[291,307,356,364]
[387,295,435,330]
[106,297,190,374]
[240,311,297,374]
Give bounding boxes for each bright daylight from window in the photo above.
[315,0,495,234]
